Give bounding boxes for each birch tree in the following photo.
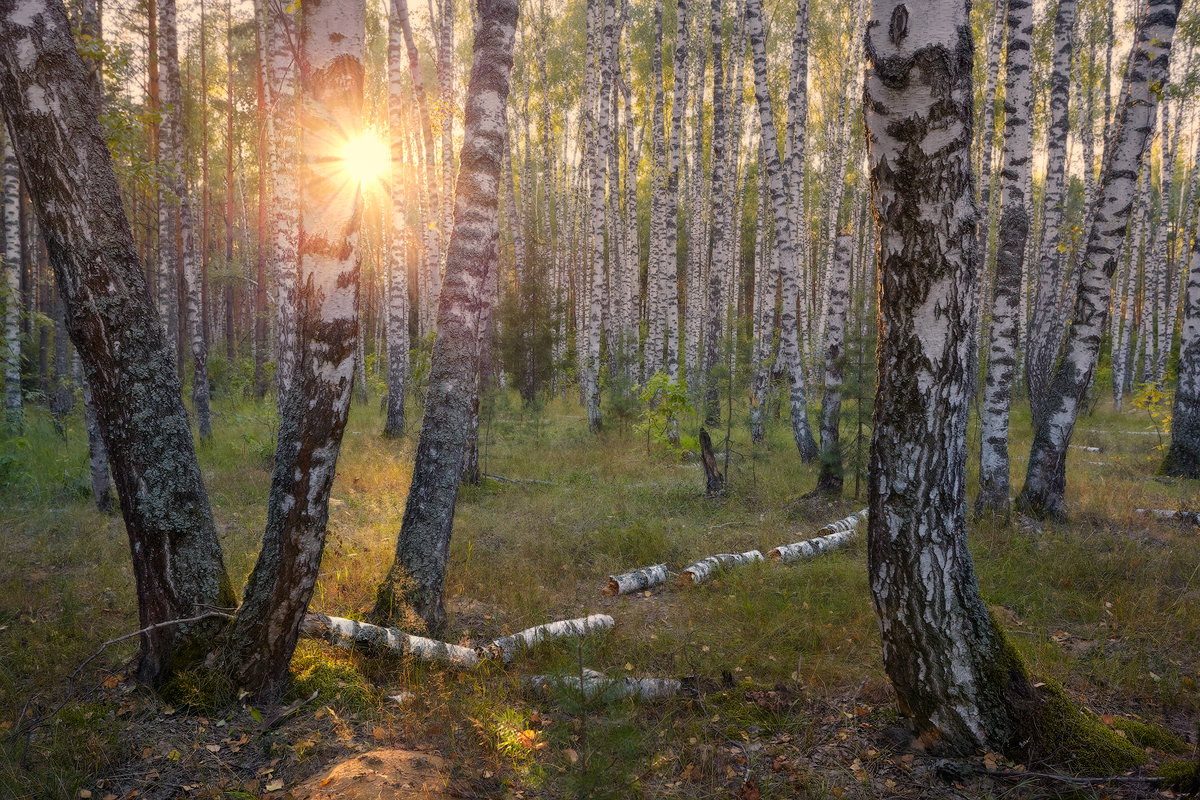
[384,0,412,439]
[224,0,366,697]
[1017,0,1181,520]
[746,0,817,461]
[1163,233,1200,478]
[814,233,850,495]
[0,0,234,684]
[372,0,518,634]
[2,129,18,431]
[976,0,1033,516]
[863,0,1146,768]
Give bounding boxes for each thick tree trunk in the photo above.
[815,234,851,496]
[223,1,365,699]
[865,0,1031,754]
[1017,0,1181,520]
[662,0,688,383]
[1163,236,1200,477]
[372,0,518,635]
[0,0,233,684]
[746,0,817,462]
[976,0,1033,517]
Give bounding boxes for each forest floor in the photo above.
[1,387,1198,799]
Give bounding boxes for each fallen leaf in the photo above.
[1102,714,1115,727]
[102,676,120,689]
[319,778,333,787]
[205,745,220,753]
[373,726,387,740]
[565,748,579,764]
[265,779,283,792]
[78,791,92,799]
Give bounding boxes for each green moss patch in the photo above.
[1156,759,1200,794]
[1030,686,1147,776]
[1112,716,1187,753]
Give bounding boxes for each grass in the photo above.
[0,381,1197,798]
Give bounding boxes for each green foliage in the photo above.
[1131,383,1173,452]
[1156,758,1200,794]
[288,641,379,714]
[634,372,692,455]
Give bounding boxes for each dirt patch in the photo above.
[290,749,461,800]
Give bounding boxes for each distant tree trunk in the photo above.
[661,0,688,383]
[1026,0,1076,424]
[252,0,268,399]
[0,0,234,684]
[585,0,613,432]
[644,0,667,379]
[976,0,1033,517]
[384,0,411,439]
[1163,236,1200,477]
[267,0,300,405]
[746,0,817,462]
[156,0,179,367]
[814,234,851,496]
[223,0,365,699]
[372,0,518,635]
[749,139,775,444]
[700,0,728,426]
[1017,0,1181,520]
[2,131,20,432]
[78,358,114,512]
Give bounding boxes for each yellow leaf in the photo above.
[265,779,284,792]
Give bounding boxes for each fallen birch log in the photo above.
[603,564,669,596]
[525,671,682,701]
[1135,509,1200,526]
[301,613,479,667]
[768,508,866,563]
[1070,445,1102,452]
[479,614,616,662]
[679,550,763,585]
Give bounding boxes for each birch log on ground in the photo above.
[769,508,867,562]
[1134,509,1200,526]
[526,671,682,700]
[679,550,763,585]
[604,564,669,596]
[479,614,616,662]
[301,613,479,667]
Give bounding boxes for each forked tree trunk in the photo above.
[976,0,1033,517]
[0,0,233,685]
[223,1,366,699]
[1163,236,1200,477]
[746,0,817,462]
[1017,0,1181,520]
[372,0,518,635]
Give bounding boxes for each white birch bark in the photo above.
[1026,0,1076,423]
[700,0,729,424]
[680,550,763,584]
[481,614,616,662]
[585,0,614,432]
[384,4,411,438]
[1018,0,1181,519]
[644,0,667,378]
[661,0,688,382]
[1163,229,1200,477]
[769,509,866,562]
[225,0,366,698]
[2,130,19,430]
[526,672,682,700]
[302,613,479,667]
[976,0,1033,516]
[746,0,817,461]
[604,563,669,596]
[815,233,852,495]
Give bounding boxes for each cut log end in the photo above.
[602,579,620,597]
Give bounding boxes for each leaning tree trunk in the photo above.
[746,0,817,462]
[1162,235,1200,477]
[976,0,1033,517]
[0,0,233,685]
[864,1,1145,769]
[814,233,851,496]
[383,0,412,439]
[2,129,19,432]
[372,0,518,635]
[223,1,365,699]
[1017,0,1181,520]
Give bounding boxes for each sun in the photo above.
[341,131,390,187]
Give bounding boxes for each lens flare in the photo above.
[341,131,390,186]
